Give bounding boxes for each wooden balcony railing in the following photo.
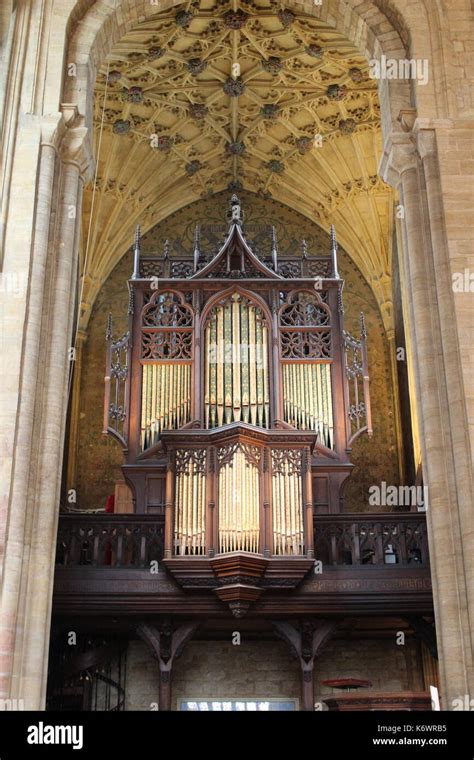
[56,512,428,568]
[53,512,432,617]
[56,514,164,567]
[313,513,429,567]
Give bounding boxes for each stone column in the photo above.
[0,109,92,709]
[66,329,88,493]
[386,328,406,485]
[381,131,474,707]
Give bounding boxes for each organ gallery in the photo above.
[49,194,435,711]
[5,0,471,724]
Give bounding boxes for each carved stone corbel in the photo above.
[59,103,94,182]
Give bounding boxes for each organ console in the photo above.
[103,195,372,609]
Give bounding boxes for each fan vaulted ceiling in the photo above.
[81,0,394,329]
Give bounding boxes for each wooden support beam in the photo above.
[273,619,338,711]
[136,620,199,711]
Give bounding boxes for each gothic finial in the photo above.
[330,224,339,279]
[360,311,367,339]
[193,224,201,272]
[301,239,308,259]
[132,224,141,279]
[271,225,279,271]
[106,312,113,340]
[163,239,170,259]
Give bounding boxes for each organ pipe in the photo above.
[174,454,206,555]
[218,447,259,553]
[282,362,334,448]
[141,363,192,450]
[272,456,304,556]
[205,294,270,429]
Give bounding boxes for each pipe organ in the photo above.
[205,293,270,429]
[272,449,304,556]
[217,444,260,553]
[104,195,372,603]
[279,291,334,448]
[174,449,206,556]
[140,291,193,449]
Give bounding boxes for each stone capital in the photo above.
[59,104,94,182]
[39,106,94,182]
[379,133,419,187]
[415,128,437,163]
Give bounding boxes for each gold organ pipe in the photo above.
[224,462,228,554]
[250,460,253,552]
[175,470,181,554]
[251,462,256,552]
[288,466,296,554]
[202,470,206,553]
[181,467,187,554]
[196,467,201,553]
[280,362,334,448]
[193,467,198,554]
[198,469,203,554]
[298,473,304,554]
[222,463,226,553]
[292,365,298,427]
[241,303,249,424]
[249,307,257,425]
[283,462,291,554]
[296,468,302,554]
[210,316,217,427]
[294,470,300,554]
[263,326,269,426]
[224,301,232,425]
[217,308,224,426]
[235,454,240,551]
[174,364,178,428]
[205,325,210,428]
[256,319,263,427]
[227,460,232,552]
[232,296,241,422]
[302,364,308,429]
[271,467,276,553]
[277,470,282,555]
[280,468,286,554]
[167,364,174,428]
[187,462,193,554]
[218,464,224,553]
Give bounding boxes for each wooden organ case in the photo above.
[103,195,372,616]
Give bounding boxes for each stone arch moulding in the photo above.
[55,0,473,705]
[59,0,426,338]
